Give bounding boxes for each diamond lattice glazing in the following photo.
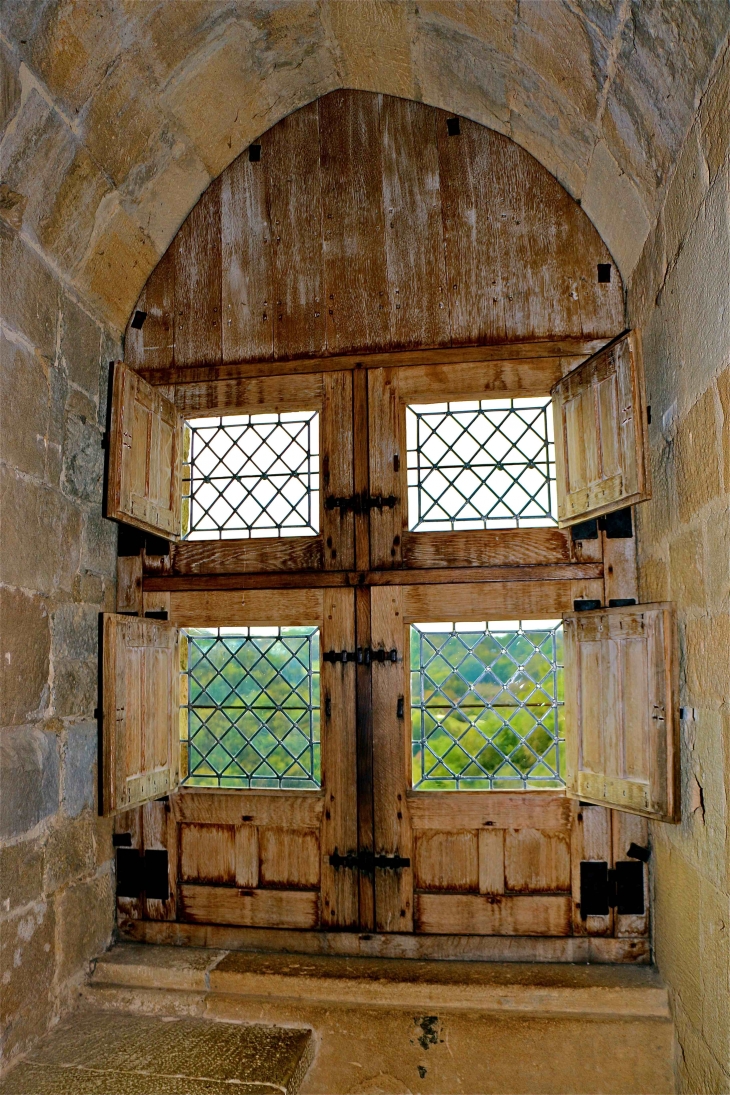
[182,412,319,540]
[410,621,564,790]
[406,398,556,530]
[183,627,320,789]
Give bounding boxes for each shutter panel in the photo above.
[551,331,650,526]
[564,602,678,822]
[102,613,180,816]
[107,362,182,539]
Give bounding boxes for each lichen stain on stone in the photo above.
[412,1015,441,1051]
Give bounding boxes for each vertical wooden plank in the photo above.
[319,90,390,354]
[368,368,405,568]
[602,531,639,605]
[371,586,412,931]
[259,829,320,888]
[355,584,375,929]
[234,825,260,888]
[319,589,359,927]
[353,368,370,572]
[116,556,143,614]
[478,829,505,895]
[380,96,450,350]
[142,799,177,920]
[174,178,222,367]
[321,371,354,570]
[570,800,613,935]
[221,145,273,362]
[267,101,325,360]
[612,811,650,938]
[179,823,236,883]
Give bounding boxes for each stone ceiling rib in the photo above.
[0,1,727,332]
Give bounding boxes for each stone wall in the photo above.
[0,198,119,1067]
[628,41,730,1093]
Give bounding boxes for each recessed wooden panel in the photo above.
[414,831,478,892]
[504,829,571,893]
[179,884,319,929]
[102,614,179,816]
[180,823,236,884]
[107,363,182,539]
[408,793,572,833]
[564,602,678,821]
[402,580,576,623]
[402,528,575,569]
[259,828,320,890]
[415,893,571,936]
[552,332,649,525]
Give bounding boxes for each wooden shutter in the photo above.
[564,602,678,822]
[551,331,650,526]
[107,362,182,538]
[102,613,180,816]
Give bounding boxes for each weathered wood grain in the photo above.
[179,884,319,929]
[171,790,323,829]
[171,537,323,576]
[174,178,222,367]
[168,588,323,628]
[408,792,572,832]
[415,893,572,936]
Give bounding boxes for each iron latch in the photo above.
[325,492,397,515]
[322,647,398,665]
[579,860,644,918]
[329,849,410,871]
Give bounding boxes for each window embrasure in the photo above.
[181,627,321,789]
[182,412,320,540]
[410,620,564,791]
[406,397,556,531]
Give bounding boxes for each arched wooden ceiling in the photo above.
[1,2,727,331]
[125,91,624,372]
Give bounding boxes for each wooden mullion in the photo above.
[353,368,370,572]
[355,585,375,930]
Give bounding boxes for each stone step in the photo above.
[89,943,670,1019]
[83,944,675,1095]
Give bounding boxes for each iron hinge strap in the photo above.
[325,492,397,515]
[322,647,398,665]
[329,849,410,872]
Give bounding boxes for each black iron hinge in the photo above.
[329,849,410,871]
[579,860,644,918]
[116,848,169,901]
[325,492,397,515]
[322,647,398,665]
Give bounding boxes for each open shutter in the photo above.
[102,613,180,816]
[551,331,650,526]
[564,602,678,822]
[106,362,182,539]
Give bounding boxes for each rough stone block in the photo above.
[72,570,105,605]
[0,39,22,135]
[328,0,415,100]
[669,527,706,609]
[44,812,96,891]
[675,389,722,523]
[52,659,98,721]
[0,222,58,359]
[637,552,669,603]
[684,613,730,707]
[627,214,665,331]
[699,42,730,184]
[80,510,118,579]
[0,726,60,839]
[62,405,104,503]
[663,128,710,269]
[62,722,97,818]
[0,899,55,1064]
[581,140,651,279]
[0,331,50,479]
[0,466,82,595]
[0,837,44,914]
[59,293,103,399]
[38,144,113,271]
[717,366,730,493]
[653,843,702,1031]
[55,869,114,983]
[0,587,50,725]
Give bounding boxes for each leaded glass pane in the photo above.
[182,412,319,540]
[183,627,320,789]
[410,620,564,790]
[406,398,556,530]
